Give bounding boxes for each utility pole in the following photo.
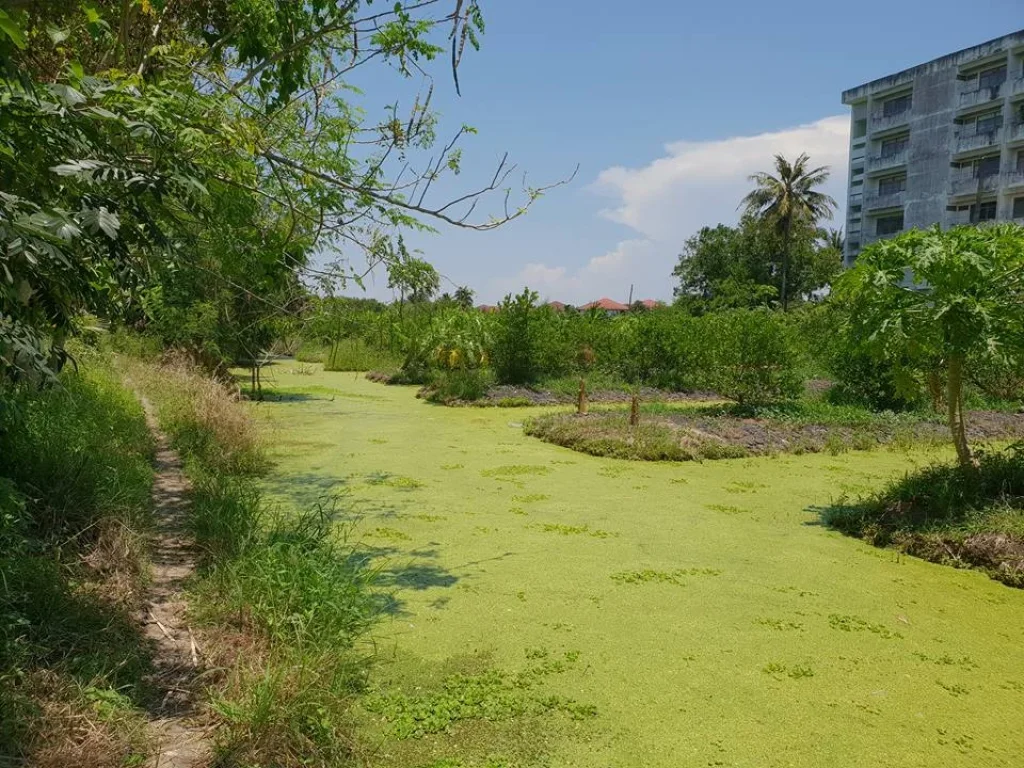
[627,283,634,306]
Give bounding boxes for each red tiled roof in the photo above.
[546,301,567,311]
[581,297,629,312]
[639,299,661,309]
[476,304,499,313]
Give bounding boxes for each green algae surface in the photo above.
[251,363,1024,768]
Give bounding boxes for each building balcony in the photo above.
[955,128,1003,153]
[1009,123,1024,144]
[866,149,908,172]
[864,190,906,210]
[1011,77,1024,97]
[869,110,910,132]
[1004,170,1024,189]
[958,82,1004,109]
[950,172,1001,196]
[848,192,863,207]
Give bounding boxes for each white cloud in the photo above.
[498,115,851,304]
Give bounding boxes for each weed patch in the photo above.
[827,614,902,640]
[363,651,595,739]
[610,568,721,586]
[537,523,616,538]
[124,357,381,767]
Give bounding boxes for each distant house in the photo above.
[580,297,630,315]
[476,304,499,313]
[637,299,662,310]
[545,301,567,312]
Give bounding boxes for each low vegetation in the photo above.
[0,352,154,766]
[824,446,1024,586]
[123,355,381,767]
[524,399,1024,462]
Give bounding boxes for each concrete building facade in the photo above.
[841,30,1024,264]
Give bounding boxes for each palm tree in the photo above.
[454,285,475,309]
[824,228,845,253]
[742,153,837,310]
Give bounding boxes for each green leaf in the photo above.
[0,9,27,49]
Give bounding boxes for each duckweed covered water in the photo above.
[253,363,1024,768]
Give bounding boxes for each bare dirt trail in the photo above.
[137,395,212,768]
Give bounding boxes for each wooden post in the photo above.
[577,378,588,415]
[630,393,639,426]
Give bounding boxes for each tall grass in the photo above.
[124,354,380,766]
[324,338,401,373]
[0,354,154,766]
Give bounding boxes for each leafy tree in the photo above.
[742,153,837,311]
[388,255,441,308]
[836,224,1024,466]
[0,1,566,381]
[673,216,837,312]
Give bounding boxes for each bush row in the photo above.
[307,292,805,405]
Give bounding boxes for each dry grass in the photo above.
[123,351,264,476]
[17,672,151,768]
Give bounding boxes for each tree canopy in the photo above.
[0,1,564,381]
[836,224,1024,465]
[672,215,841,312]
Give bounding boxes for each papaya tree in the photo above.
[836,224,1024,466]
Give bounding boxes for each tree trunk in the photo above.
[250,365,256,397]
[946,355,973,467]
[629,394,640,426]
[780,216,792,312]
[927,369,944,413]
[577,378,588,415]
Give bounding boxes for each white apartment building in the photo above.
[842,30,1024,264]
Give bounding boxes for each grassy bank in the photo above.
[0,353,154,767]
[524,400,1023,461]
[824,447,1024,587]
[123,355,380,767]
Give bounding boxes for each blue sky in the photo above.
[345,1,1022,304]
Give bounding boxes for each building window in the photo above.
[976,155,1001,178]
[876,213,904,236]
[973,111,1003,135]
[878,175,907,195]
[1017,150,1024,173]
[882,93,912,117]
[976,201,998,221]
[853,119,867,139]
[880,135,909,158]
[978,65,1007,91]
[1013,197,1024,220]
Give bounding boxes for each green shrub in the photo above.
[969,351,1024,403]
[492,289,540,385]
[425,368,493,403]
[701,309,802,406]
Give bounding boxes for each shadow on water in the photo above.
[350,543,461,617]
[262,472,353,511]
